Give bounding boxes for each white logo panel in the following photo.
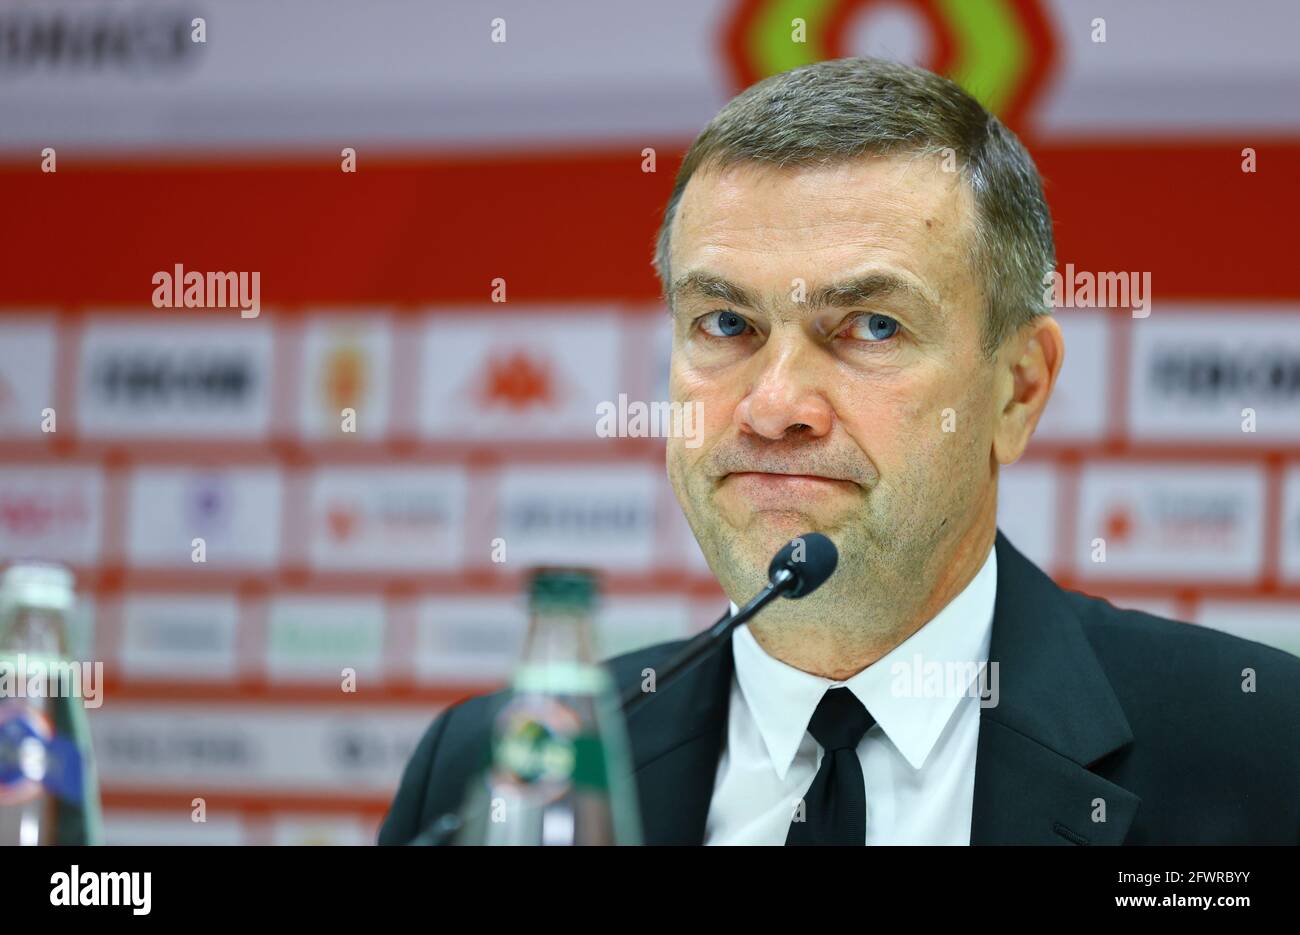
[417,311,622,440]
[0,316,58,437]
[126,466,282,569]
[306,466,467,571]
[264,595,387,683]
[77,317,274,438]
[1074,463,1265,581]
[0,465,104,563]
[1127,308,1300,442]
[493,463,658,571]
[119,593,242,680]
[297,314,394,440]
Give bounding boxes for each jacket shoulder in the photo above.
[1061,590,1300,840]
[1063,588,1300,749]
[1064,588,1300,678]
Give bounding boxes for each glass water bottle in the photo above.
[0,562,100,846]
[457,568,642,845]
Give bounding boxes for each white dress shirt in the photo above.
[704,543,997,845]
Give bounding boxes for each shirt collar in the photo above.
[730,542,997,779]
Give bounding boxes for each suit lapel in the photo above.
[625,636,734,845]
[970,531,1140,844]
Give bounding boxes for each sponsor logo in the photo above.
[92,352,254,406]
[78,321,273,437]
[724,0,1056,129]
[504,496,651,536]
[1149,348,1300,402]
[0,487,90,539]
[126,467,281,568]
[100,726,254,769]
[0,468,103,563]
[267,616,381,661]
[308,468,466,571]
[299,319,392,438]
[496,466,658,569]
[0,703,54,805]
[327,725,417,772]
[120,595,240,679]
[1102,493,1239,549]
[264,597,385,680]
[419,314,622,439]
[322,340,368,414]
[323,491,453,543]
[1128,312,1300,440]
[91,706,432,793]
[0,8,198,74]
[475,350,557,411]
[0,700,88,812]
[1077,465,1264,580]
[184,473,231,537]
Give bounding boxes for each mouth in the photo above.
[721,471,860,505]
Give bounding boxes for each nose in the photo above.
[733,336,834,440]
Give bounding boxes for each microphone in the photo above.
[766,531,838,598]
[619,532,837,716]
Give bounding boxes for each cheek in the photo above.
[835,366,985,468]
[669,354,711,400]
[835,373,930,455]
[671,359,737,436]
[665,438,686,490]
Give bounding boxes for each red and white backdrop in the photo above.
[1,0,1298,844]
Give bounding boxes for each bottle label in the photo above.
[490,694,616,805]
[0,701,83,805]
[491,698,580,801]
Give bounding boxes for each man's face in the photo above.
[665,155,1002,612]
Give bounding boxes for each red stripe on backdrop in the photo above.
[1,141,1297,308]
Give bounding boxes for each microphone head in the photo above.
[767,532,838,599]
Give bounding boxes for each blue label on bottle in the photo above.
[0,702,83,805]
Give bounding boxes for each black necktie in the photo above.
[786,687,875,845]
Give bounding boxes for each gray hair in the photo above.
[653,57,1055,356]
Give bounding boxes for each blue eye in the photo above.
[700,310,751,338]
[847,313,900,342]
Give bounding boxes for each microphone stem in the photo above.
[620,570,792,716]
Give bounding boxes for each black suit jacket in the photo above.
[379,531,1300,845]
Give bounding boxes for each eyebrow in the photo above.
[669,270,940,320]
[669,271,759,311]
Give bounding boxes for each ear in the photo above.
[992,315,1065,465]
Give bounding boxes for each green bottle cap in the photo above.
[527,567,598,613]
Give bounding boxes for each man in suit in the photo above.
[380,57,1300,845]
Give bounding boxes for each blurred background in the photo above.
[0,0,1297,844]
